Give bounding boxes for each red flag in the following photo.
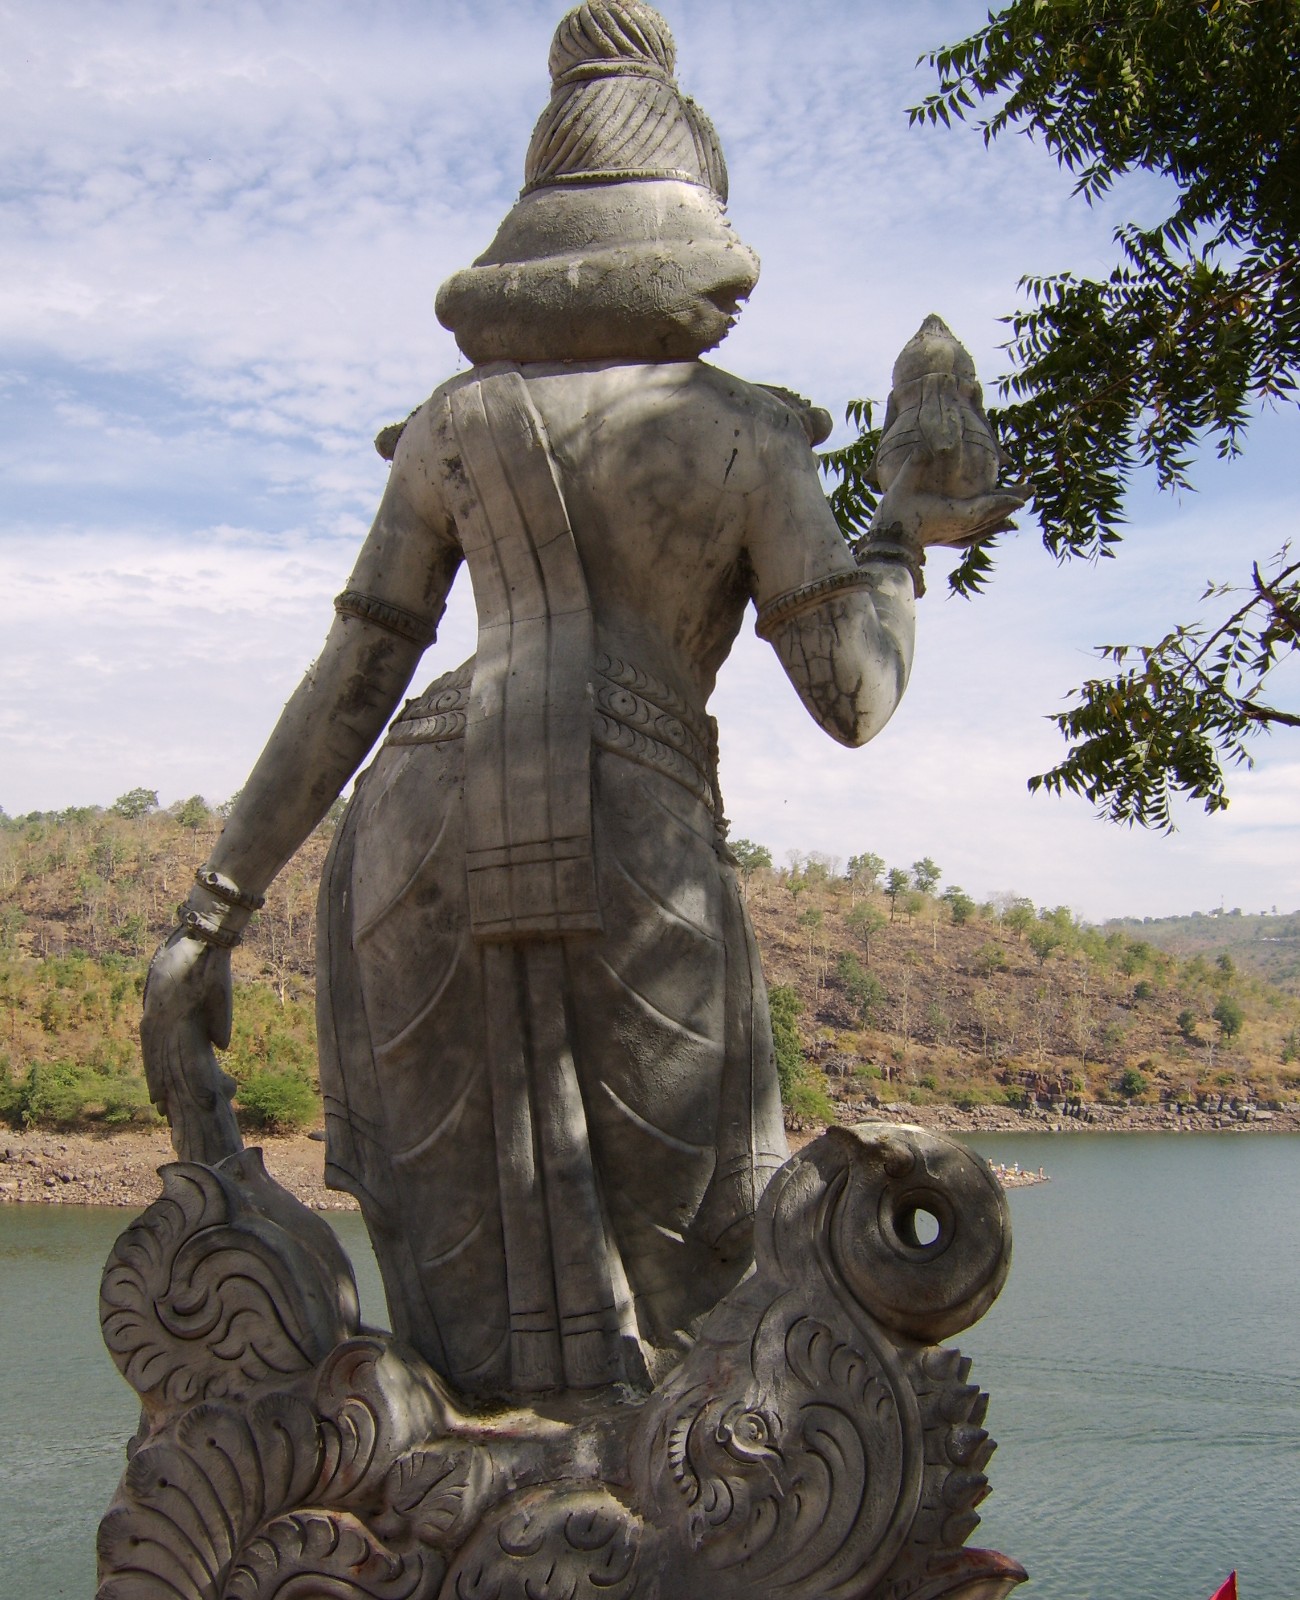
[1208,1573,1238,1600]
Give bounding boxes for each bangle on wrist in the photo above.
[194,867,265,912]
[177,904,244,949]
[856,524,926,598]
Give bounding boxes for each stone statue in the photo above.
[108,6,1029,1595]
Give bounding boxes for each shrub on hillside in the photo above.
[769,985,804,1101]
[768,984,834,1124]
[835,952,886,1025]
[0,1056,25,1127]
[973,942,1008,977]
[237,1069,319,1135]
[7,1059,97,1127]
[0,1057,159,1129]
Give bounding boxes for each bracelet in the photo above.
[855,532,927,598]
[177,905,243,950]
[754,569,877,639]
[194,867,265,913]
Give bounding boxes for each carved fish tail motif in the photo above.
[630,1124,1024,1600]
[97,1153,483,1600]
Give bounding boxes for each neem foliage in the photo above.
[827,0,1299,829]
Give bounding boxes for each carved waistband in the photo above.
[384,653,717,811]
[591,653,716,810]
[386,662,473,747]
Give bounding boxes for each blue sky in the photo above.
[2,0,1296,920]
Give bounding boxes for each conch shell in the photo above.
[871,314,1004,499]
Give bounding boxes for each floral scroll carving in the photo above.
[100,1149,361,1417]
[97,1127,1025,1600]
[631,1124,1019,1600]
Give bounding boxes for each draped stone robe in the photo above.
[316,359,915,1398]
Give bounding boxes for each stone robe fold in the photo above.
[317,366,787,1397]
[315,358,915,1400]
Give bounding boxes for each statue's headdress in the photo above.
[436,1,759,364]
[524,1,728,199]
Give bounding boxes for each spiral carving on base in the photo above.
[99,1149,361,1417]
[97,1125,1024,1600]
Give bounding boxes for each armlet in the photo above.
[334,589,438,648]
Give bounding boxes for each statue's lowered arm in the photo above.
[141,430,462,1163]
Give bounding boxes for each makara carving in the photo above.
[99,1125,1024,1600]
[108,3,1029,1595]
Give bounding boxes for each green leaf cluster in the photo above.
[893,0,1300,824]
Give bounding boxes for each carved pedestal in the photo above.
[97,1126,1025,1600]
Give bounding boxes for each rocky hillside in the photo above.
[2,800,1298,1135]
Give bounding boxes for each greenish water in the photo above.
[0,1205,387,1600]
[961,1134,1300,1600]
[1,1135,1296,1598]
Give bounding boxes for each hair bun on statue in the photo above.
[525,0,727,200]
[436,0,756,364]
[548,0,677,82]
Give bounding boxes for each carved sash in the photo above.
[447,371,601,942]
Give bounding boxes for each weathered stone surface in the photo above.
[137,0,1028,1399]
[100,1149,359,1421]
[96,1125,1023,1600]
[117,3,1028,1593]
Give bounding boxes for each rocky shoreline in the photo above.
[869,1095,1300,1137]
[1,1099,1296,1212]
[0,1128,353,1212]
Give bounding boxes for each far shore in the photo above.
[2,1099,1296,1213]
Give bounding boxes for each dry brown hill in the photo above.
[2,800,1298,1135]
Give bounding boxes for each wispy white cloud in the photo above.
[2,0,1295,920]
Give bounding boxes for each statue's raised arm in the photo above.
[744,321,1026,751]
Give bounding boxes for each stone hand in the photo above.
[141,932,243,1165]
[872,443,1029,550]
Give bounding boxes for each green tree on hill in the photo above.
[111,788,158,820]
[911,857,942,895]
[941,886,976,926]
[846,851,885,897]
[1213,995,1245,1042]
[885,867,910,920]
[1027,922,1063,967]
[730,838,772,890]
[847,901,887,966]
[175,795,211,831]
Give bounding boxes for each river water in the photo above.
[1,1133,1296,1599]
